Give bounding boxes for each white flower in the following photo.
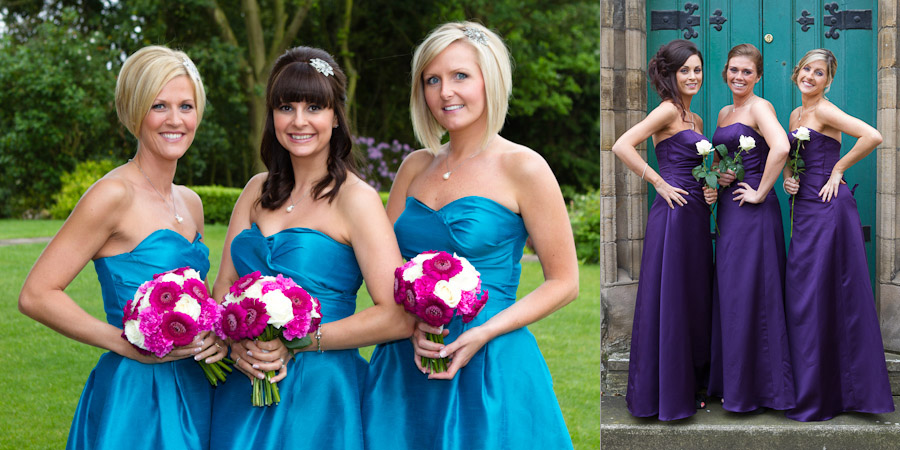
[310,298,321,319]
[123,320,146,349]
[738,135,756,152]
[449,259,480,292]
[695,139,713,156]
[157,272,185,285]
[242,281,264,301]
[794,127,810,141]
[182,268,200,281]
[411,252,438,265]
[173,294,202,320]
[433,280,462,308]
[261,290,294,328]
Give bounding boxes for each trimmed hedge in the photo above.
[568,188,601,264]
[190,185,242,225]
[50,159,119,219]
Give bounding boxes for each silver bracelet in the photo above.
[315,325,323,353]
[641,163,649,180]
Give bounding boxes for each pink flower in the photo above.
[197,298,221,330]
[263,274,298,294]
[161,311,199,346]
[284,285,313,314]
[220,303,248,340]
[421,251,463,281]
[419,295,453,327]
[282,315,312,341]
[153,266,190,279]
[461,290,488,323]
[149,281,182,311]
[182,278,209,302]
[231,271,262,297]
[240,297,270,338]
[123,299,139,321]
[393,267,407,305]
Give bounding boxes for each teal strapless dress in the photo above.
[362,196,573,450]
[67,229,212,450]
[210,224,367,449]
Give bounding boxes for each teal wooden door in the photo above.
[646,1,878,284]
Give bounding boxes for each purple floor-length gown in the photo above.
[708,123,795,412]
[784,128,893,421]
[626,129,714,421]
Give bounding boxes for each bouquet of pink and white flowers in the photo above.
[122,267,232,386]
[218,271,321,406]
[394,251,488,373]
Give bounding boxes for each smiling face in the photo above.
[796,59,830,96]
[725,55,760,96]
[422,41,487,134]
[138,75,197,160]
[676,54,703,97]
[272,100,336,159]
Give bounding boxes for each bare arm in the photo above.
[817,103,882,202]
[298,181,414,352]
[611,102,689,209]
[420,148,578,379]
[733,101,789,205]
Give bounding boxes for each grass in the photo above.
[1,221,599,449]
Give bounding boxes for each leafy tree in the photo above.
[0,8,127,216]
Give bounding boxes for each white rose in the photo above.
[738,135,756,152]
[310,298,321,319]
[402,264,424,282]
[123,320,146,349]
[411,252,438,265]
[433,279,461,308]
[157,272,185,285]
[137,287,153,312]
[261,290,294,328]
[695,139,713,156]
[794,126,810,141]
[182,269,200,281]
[242,281,264,301]
[173,294,202,320]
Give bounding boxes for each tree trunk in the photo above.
[339,0,358,132]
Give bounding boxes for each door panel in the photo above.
[646,1,877,284]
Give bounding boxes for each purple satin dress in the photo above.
[626,129,714,421]
[708,123,795,412]
[784,128,893,421]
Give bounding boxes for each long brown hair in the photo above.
[648,39,703,120]
[259,46,357,208]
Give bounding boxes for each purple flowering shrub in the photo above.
[356,136,415,191]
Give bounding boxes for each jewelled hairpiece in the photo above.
[181,56,202,84]
[309,58,334,77]
[462,27,489,46]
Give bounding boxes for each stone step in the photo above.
[601,395,900,449]
[602,352,900,396]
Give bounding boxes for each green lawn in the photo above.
[1,221,600,449]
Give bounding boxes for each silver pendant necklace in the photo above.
[129,158,183,223]
[442,147,484,180]
[285,187,310,213]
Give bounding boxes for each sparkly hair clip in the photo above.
[181,56,202,84]
[309,58,334,77]
[462,27,489,46]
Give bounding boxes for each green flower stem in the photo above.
[423,332,449,373]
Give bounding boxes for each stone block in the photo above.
[613,69,627,110]
[880,0,897,29]
[878,108,897,153]
[600,68,614,110]
[601,244,616,285]
[600,150,616,195]
[879,67,898,109]
[625,29,645,71]
[601,110,616,149]
[880,283,900,352]
[601,196,617,243]
[879,27,898,69]
[601,282,638,356]
[626,69,646,111]
[625,0,644,31]
[599,0,616,28]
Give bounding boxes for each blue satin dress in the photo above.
[210,224,367,449]
[67,229,212,450]
[362,196,573,450]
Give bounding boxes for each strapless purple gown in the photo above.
[708,123,795,412]
[626,129,714,421]
[784,128,893,421]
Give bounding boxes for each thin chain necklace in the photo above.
[285,186,310,213]
[443,146,485,180]
[129,158,183,223]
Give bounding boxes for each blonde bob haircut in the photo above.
[115,45,207,139]
[791,48,838,94]
[410,21,512,154]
